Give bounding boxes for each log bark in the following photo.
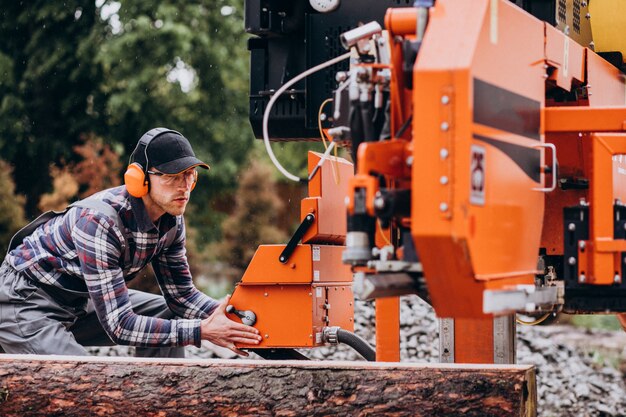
[0,355,536,417]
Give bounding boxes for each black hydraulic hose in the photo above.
[337,329,376,362]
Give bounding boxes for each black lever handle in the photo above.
[279,213,315,264]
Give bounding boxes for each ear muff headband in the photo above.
[124,128,182,198]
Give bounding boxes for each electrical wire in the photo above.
[317,98,341,184]
[263,52,352,183]
[377,218,392,246]
[516,312,552,326]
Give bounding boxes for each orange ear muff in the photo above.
[124,163,149,197]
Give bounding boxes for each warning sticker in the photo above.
[470,145,486,206]
[312,246,321,261]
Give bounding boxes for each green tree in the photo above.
[0,1,106,215]
[96,0,252,243]
[0,1,253,247]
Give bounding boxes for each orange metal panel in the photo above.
[242,244,351,284]
[229,285,317,348]
[303,152,353,244]
[544,23,585,91]
[410,0,543,317]
[545,107,626,132]
[454,317,495,364]
[589,134,626,284]
[376,297,400,362]
[586,50,626,107]
[324,284,355,333]
[385,8,417,37]
[229,283,354,349]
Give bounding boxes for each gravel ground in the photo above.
[88,296,626,416]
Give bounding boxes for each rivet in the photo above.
[440,176,449,185]
[440,122,450,131]
[264,292,268,297]
[579,241,586,250]
[568,257,577,265]
[568,223,576,231]
[440,148,449,159]
[265,334,269,338]
[614,274,621,283]
[439,202,449,212]
[441,95,450,105]
[579,274,586,283]
[406,156,414,167]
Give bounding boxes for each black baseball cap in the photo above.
[135,131,210,174]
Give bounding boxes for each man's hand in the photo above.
[200,294,261,356]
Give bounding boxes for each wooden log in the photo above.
[0,355,536,416]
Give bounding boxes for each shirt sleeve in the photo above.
[72,210,202,347]
[152,218,219,320]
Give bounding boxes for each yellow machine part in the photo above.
[589,1,626,59]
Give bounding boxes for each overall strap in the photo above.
[7,199,129,257]
[7,209,68,256]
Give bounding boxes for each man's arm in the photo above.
[72,211,202,347]
[153,218,261,354]
[152,219,219,319]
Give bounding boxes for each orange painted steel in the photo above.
[545,107,626,133]
[410,0,544,319]
[241,244,351,285]
[302,152,353,244]
[375,297,400,362]
[588,134,626,285]
[454,318,495,364]
[228,152,355,349]
[385,8,418,37]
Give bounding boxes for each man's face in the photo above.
[146,167,198,217]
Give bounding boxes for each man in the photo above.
[0,128,260,357]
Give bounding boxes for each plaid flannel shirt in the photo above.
[7,186,218,347]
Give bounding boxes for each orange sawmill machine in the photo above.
[228,0,626,364]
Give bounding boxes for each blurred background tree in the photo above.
[0,0,311,293]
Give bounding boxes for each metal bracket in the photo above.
[483,285,560,315]
[438,318,454,363]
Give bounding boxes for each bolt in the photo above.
[406,156,414,167]
[581,1,587,6]
[568,223,576,231]
[440,202,449,212]
[440,176,449,185]
[441,95,450,105]
[579,274,586,283]
[344,196,350,206]
[265,334,269,339]
[440,122,450,131]
[585,12,591,19]
[374,196,385,210]
[579,241,586,251]
[568,257,577,265]
[264,292,268,297]
[279,256,285,262]
[440,148,449,159]
[615,274,621,283]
